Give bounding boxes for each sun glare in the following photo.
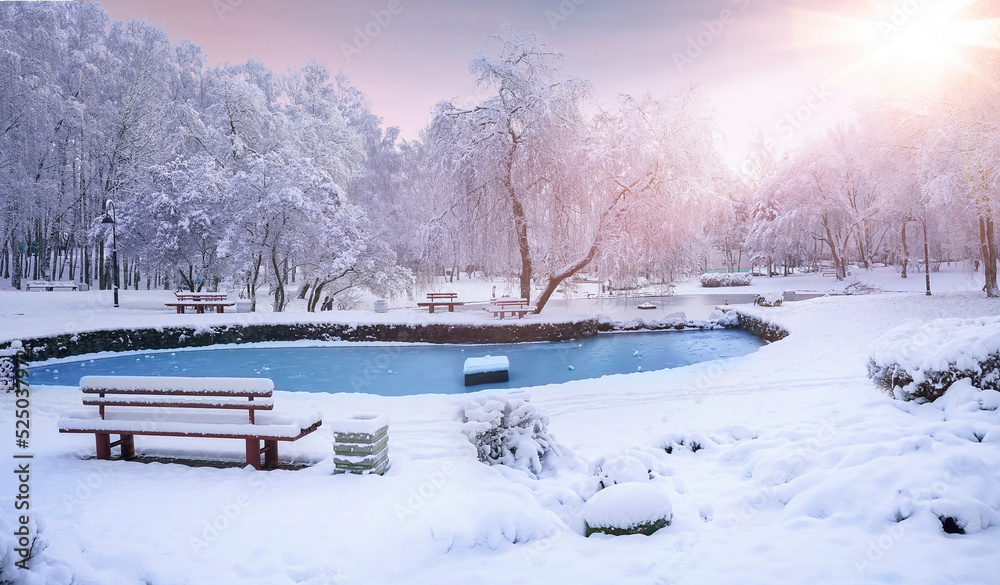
[788,1,999,95]
[869,2,974,87]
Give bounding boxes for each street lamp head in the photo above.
[101,214,115,225]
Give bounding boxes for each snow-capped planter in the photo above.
[331,414,389,475]
[753,291,783,307]
[583,483,672,537]
[699,272,752,288]
[867,316,1000,402]
[594,455,649,488]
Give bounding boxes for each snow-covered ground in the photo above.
[2,267,999,584]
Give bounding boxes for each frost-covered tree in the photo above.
[534,90,727,311]
[429,29,590,302]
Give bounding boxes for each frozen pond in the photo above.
[28,330,764,396]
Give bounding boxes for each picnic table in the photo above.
[58,375,322,470]
[486,298,536,319]
[26,281,78,292]
[416,292,464,313]
[165,291,235,314]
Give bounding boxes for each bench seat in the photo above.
[58,414,321,441]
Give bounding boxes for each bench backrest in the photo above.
[427,292,457,300]
[80,376,274,423]
[175,292,228,301]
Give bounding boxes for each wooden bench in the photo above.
[26,281,78,291]
[164,301,236,314]
[485,297,535,319]
[58,376,322,470]
[417,292,464,313]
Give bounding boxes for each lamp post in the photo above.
[101,200,119,307]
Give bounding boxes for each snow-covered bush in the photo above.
[460,395,556,478]
[583,483,672,536]
[699,272,752,288]
[844,282,882,295]
[867,316,1000,402]
[592,455,650,489]
[753,291,783,307]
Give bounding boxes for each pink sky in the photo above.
[95,0,947,165]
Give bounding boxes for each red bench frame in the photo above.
[59,378,321,470]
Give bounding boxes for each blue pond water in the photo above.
[28,330,763,396]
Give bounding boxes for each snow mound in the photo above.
[583,483,672,536]
[753,290,783,307]
[593,455,649,488]
[867,316,1000,401]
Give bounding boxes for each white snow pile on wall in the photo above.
[867,316,1000,401]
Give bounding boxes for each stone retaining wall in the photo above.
[5,320,603,362]
[4,311,786,363]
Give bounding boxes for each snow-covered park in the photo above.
[4,1,1000,583]
[2,265,1000,584]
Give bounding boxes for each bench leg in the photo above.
[448,305,455,312]
[247,439,260,469]
[428,305,435,314]
[263,440,279,470]
[245,439,262,470]
[95,433,112,460]
[120,434,135,459]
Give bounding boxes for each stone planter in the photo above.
[332,414,389,475]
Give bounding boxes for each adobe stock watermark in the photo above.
[340,0,407,64]
[875,0,932,41]
[393,461,456,523]
[775,84,833,141]
[213,0,251,22]
[723,417,838,530]
[189,472,275,554]
[673,0,751,73]
[545,0,587,31]
[521,510,573,564]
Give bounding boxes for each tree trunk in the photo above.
[535,253,596,314]
[510,187,531,303]
[980,214,998,297]
[12,241,21,290]
[900,222,909,279]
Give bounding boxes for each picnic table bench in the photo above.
[26,281,78,292]
[416,292,464,313]
[58,376,323,470]
[165,292,235,313]
[486,298,536,319]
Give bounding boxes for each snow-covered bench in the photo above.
[25,280,78,291]
[58,376,322,470]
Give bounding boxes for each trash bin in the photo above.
[235,299,252,313]
[374,299,388,313]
